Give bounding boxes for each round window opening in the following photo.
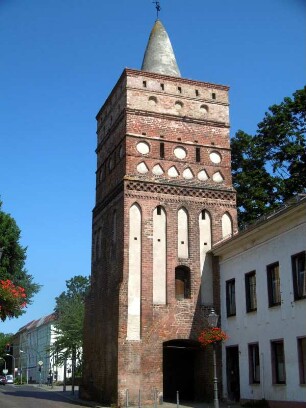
[148,96,157,106]
[175,101,183,110]
[209,151,222,164]
[200,104,208,113]
[174,147,187,159]
[136,141,150,155]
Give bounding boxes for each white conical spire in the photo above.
[141,20,181,77]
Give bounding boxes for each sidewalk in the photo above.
[34,384,241,408]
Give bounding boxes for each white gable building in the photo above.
[13,313,67,384]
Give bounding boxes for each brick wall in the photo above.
[81,68,237,405]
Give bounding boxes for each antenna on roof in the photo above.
[152,1,161,19]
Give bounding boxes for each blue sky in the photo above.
[0,0,305,334]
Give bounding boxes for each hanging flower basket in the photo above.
[0,279,27,321]
[198,327,229,347]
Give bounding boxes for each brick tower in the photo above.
[81,19,237,405]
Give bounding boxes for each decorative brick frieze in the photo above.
[125,192,237,210]
[125,180,236,202]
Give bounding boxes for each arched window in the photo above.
[222,212,233,239]
[199,209,212,273]
[93,231,98,262]
[175,266,191,300]
[112,210,117,244]
[95,228,102,261]
[111,210,117,259]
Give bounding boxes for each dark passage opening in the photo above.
[226,346,240,402]
[163,340,200,402]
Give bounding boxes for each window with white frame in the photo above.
[267,262,281,307]
[292,251,306,300]
[271,340,286,384]
[248,343,260,384]
[245,271,257,312]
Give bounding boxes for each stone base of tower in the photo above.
[116,339,213,406]
[81,301,218,406]
[117,303,217,405]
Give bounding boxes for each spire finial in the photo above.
[153,1,161,19]
[141,19,181,77]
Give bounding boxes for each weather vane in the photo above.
[153,1,161,19]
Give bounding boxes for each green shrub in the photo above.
[241,399,269,408]
[14,376,27,385]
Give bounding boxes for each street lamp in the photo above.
[0,357,7,373]
[5,354,15,379]
[37,360,43,386]
[208,308,219,408]
[20,350,29,384]
[0,247,4,260]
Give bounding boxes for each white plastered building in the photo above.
[213,195,306,407]
[13,313,68,383]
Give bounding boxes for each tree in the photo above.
[0,332,13,357]
[0,332,13,373]
[50,275,90,386]
[231,131,278,228]
[232,87,306,228]
[257,87,306,197]
[0,279,27,321]
[0,200,40,320]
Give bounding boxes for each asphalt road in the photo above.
[0,384,90,408]
[0,384,242,408]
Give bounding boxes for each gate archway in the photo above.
[163,339,203,402]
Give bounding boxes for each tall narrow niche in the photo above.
[178,208,189,259]
[222,212,233,239]
[199,209,212,304]
[127,204,142,340]
[153,206,167,304]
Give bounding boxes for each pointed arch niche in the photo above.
[199,209,213,304]
[127,203,142,340]
[222,212,233,239]
[178,208,189,259]
[111,210,117,259]
[153,205,167,304]
[112,210,117,244]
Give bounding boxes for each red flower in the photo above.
[198,327,229,347]
[0,279,27,321]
